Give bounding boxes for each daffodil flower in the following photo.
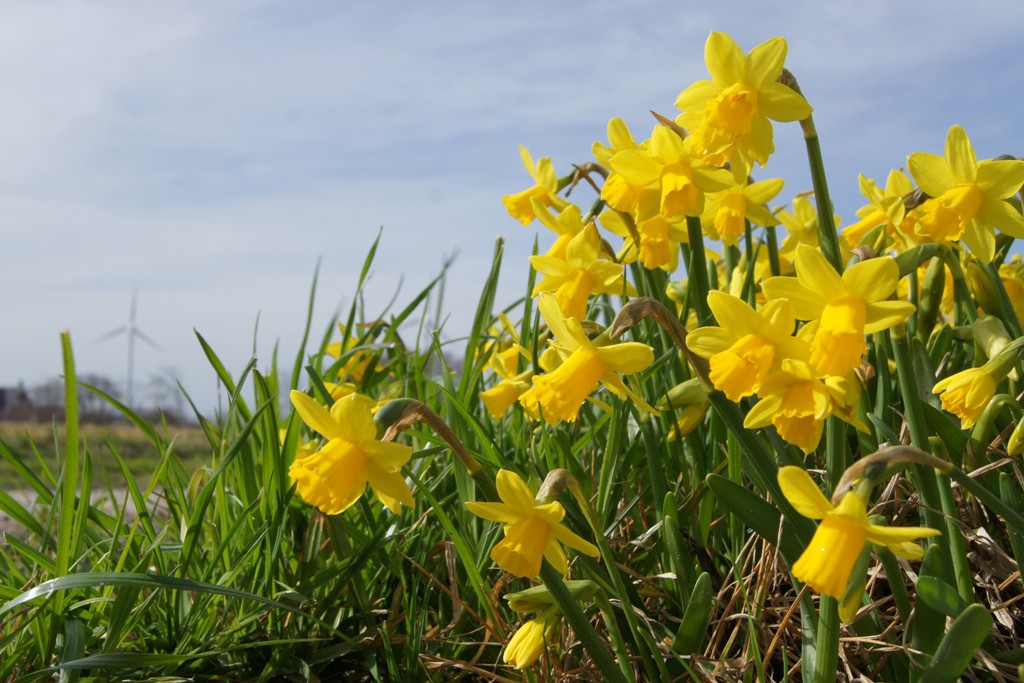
[775,195,843,264]
[519,293,655,425]
[599,192,689,272]
[603,126,732,220]
[289,390,414,515]
[529,224,635,319]
[933,339,1022,429]
[778,466,940,600]
[687,292,808,401]
[907,125,1024,263]
[501,611,560,670]
[502,146,570,225]
[325,323,375,381]
[700,164,784,246]
[465,469,599,578]
[675,32,812,166]
[762,244,916,376]
[841,171,914,250]
[530,200,587,260]
[742,359,835,453]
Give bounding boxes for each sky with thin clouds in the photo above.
[3,1,1021,416]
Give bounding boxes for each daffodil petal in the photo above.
[742,395,781,430]
[595,342,654,374]
[609,149,661,186]
[864,523,941,550]
[330,393,378,442]
[863,301,917,334]
[962,220,996,264]
[977,198,1024,238]
[842,257,899,302]
[550,524,600,556]
[362,440,413,470]
[674,79,722,113]
[761,276,826,320]
[745,177,785,205]
[975,160,1024,197]
[290,390,343,441]
[705,31,744,84]
[908,152,955,197]
[529,255,571,279]
[777,466,833,519]
[746,36,786,85]
[496,469,540,515]
[464,501,518,524]
[795,244,844,293]
[364,467,414,509]
[707,291,761,335]
[686,327,736,358]
[543,540,569,574]
[944,125,977,181]
[757,82,812,122]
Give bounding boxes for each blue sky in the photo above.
[3,1,1022,415]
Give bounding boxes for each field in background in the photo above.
[0,421,210,489]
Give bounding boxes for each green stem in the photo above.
[539,563,629,683]
[813,596,840,683]
[825,418,847,493]
[765,225,781,277]
[595,594,638,683]
[799,115,843,273]
[685,215,714,325]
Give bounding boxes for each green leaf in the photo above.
[672,571,712,655]
[920,604,992,683]
[705,474,803,564]
[916,576,966,619]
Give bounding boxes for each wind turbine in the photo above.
[96,288,159,408]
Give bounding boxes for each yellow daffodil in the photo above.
[1000,257,1024,326]
[675,32,812,167]
[743,359,835,452]
[599,192,689,272]
[778,466,940,600]
[932,333,1021,430]
[659,377,711,440]
[775,195,843,265]
[687,292,808,401]
[603,125,732,220]
[907,125,1024,263]
[519,293,655,425]
[465,469,599,578]
[933,367,997,430]
[700,162,784,246]
[503,614,554,669]
[289,391,414,515]
[529,224,636,319]
[762,244,916,376]
[502,146,570,225]
[593,117,643,167]
[478,317,536,419]
[325,324,375,381]
[842,171,914,250]
[531,200,588,260]
[595,119,651,215]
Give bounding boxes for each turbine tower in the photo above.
[96,288,159,408]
